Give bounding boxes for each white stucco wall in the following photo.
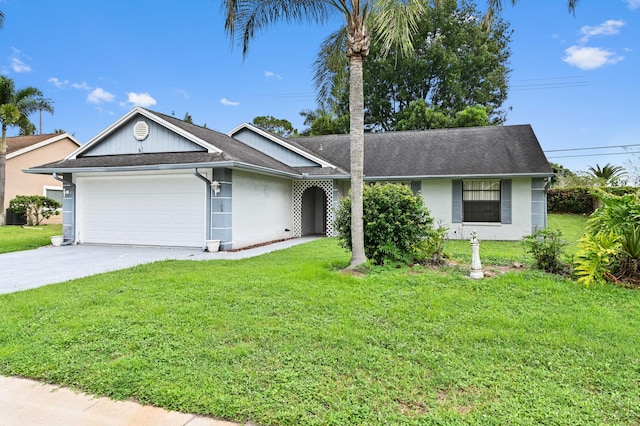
[232,170,293,248]
[421,177,533,241]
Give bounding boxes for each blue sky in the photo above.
[0,0,638,174]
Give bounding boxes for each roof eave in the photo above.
[364,172,554,180]
[24,161,304,179]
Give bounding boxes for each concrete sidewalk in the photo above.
[0,376,240,426]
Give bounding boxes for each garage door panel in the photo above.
[78,175,205,247]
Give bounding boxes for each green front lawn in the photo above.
[0,224,63,254]
[1,219,638,425]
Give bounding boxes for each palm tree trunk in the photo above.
[349,54,366,268]
[0,126,6,226]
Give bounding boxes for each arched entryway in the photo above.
[301,186,327,236]
[292,180,334,238]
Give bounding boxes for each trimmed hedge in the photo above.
[548,186,638,214]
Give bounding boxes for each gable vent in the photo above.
[133,121,149,141]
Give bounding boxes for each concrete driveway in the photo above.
[0,237,319,295]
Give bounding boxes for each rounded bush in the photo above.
[334,183,434,265]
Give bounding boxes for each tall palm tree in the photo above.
[587,163,626,186]
[0,76,54,225]
[223,0,579,268]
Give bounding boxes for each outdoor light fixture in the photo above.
[211,180,221,196]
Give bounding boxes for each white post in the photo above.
[469,230,484,279]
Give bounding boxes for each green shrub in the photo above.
[523,227,568,274]
[334,183,434,265]
[8,195,61,226]
[547,187,594,214]
[573,189,640,286]
[547,186,639,214]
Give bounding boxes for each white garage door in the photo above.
[78,174,206,247]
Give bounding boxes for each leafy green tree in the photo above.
[300,107,349,136]
[587,163,627,187]
[252,115,299,138]
[18,121,36,136]
[549,162,578,188]
[315,0,511,132]
[8,195,61,226]
[183,112,193,124]
[0,76,54,225]
[395,101,489,131]
[454,105,490,128]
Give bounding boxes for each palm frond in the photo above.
[369,0,425,58]
[14,87,43,115]
[223,0,332,56]
[313,28,348,103]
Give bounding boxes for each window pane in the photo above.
[46,188,63,204]
[462,180,501,222]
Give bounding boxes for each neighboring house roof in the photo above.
[7,133,81,160]
[293,125,553,179]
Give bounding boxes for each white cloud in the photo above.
[627,0,640,10]
[8,48,31,73]
[127,92,157,108]
[11,57,31,73]
[579,19,625,43]
[49,78,93,91]
[220,97,240,106]
[563,46,624,70]
[176,89,189,98]
[72,81,91,90]
[265,71,282,80]
[87,88,115,104]
[48,77,68,88]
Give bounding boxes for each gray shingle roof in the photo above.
[34,152,226,170]
[27,107,551,180]
[292,125,552,178]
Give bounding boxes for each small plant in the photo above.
[574,231,620,287]
[619,225,640,278]
[421,223,449,265]
[8,195,61,226]
[523,227,568,274]
[334,183,434,265]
